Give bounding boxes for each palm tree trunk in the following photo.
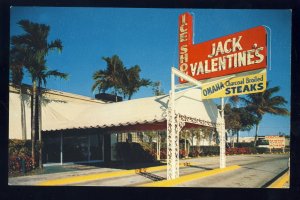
[37,84,43,169]
[254,123,259,147]
[31,80,37,168]
[237,130,239,143]
[232,131,235,148]
[20,85,27,140]
[196,132,201,156]
[114,89,118,102]
[156,132,160,160]
[192,133,194,147]
[184,132,187,158]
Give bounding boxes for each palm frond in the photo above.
[46,70,68,80]
[48,39,63,53]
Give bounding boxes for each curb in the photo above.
[267,170,289,188]
[262,168,289,188]
[140,165,241,187]
[37,162,196,186]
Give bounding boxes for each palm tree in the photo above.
[222,104,258,145]
[122,65,151,100]
[152,81,165,96]
[92,55,125,101]
[92,69,111,93]
[238,82,289,146]
[36,67,68,168]
[11,20,68,168]
[92,55,151,100]
[10,44,26,140]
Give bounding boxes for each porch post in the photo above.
[88,134,91,161]
[219,97,226,168]
[156,132,161,161]
[60,132,63,165]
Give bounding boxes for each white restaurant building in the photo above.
[9,83,221,165]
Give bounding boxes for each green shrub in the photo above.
[115,142,155,162]
[200,146,220,156]
[189,146,220,157]
[8,139,41,174]
[8,155,34,174]
[234,142,255,148]
[9,139,32,157]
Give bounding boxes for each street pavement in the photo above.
[8,153,289,188]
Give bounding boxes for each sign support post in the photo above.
[167,67,229,179]
[167,67,202,180]
[167,69,177,180]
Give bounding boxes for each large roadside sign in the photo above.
[178,13,268,98]
[201,69,266,99]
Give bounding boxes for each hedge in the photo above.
[187,146,285,157]
[8,155,34,174]
[9,139,40,174]
[9,139,32,157]
[188,146,220,157]
[233,142,255,148]
[115,142,155,162]
[149,148,187,160]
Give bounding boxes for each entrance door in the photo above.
[63,135,89,162]
[43,134,61,163]
[90,134,103,161]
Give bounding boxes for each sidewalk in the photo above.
[8,161,164,186]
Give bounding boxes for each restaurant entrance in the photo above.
[43,131,104,165]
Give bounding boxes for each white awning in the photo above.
[9,84,220,138]
[41,88,220,132]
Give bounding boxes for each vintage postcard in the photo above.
[8,7,291,188]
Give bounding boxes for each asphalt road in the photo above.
[176,154,289,187]
[70,154,289,187]
[8,154,289,187]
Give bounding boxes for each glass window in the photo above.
[43,133,61,163]
[63,135,89,162]
[90,134,103,161]
[43,132,104,164]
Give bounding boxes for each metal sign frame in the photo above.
[167,67,226,180]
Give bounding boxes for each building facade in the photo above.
[9,84,220,165]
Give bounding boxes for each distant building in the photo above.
[228,135,290,149]
[230,136,255,143]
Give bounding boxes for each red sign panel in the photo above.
[178,12,267,83]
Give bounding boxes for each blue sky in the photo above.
[10,7,291,137]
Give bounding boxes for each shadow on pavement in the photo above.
[188,165,213,170]
[99,161,165,170]
[136,172,165,181]
[41,161,166,174]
